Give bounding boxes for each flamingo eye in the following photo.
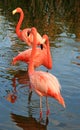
[40,44,43,50]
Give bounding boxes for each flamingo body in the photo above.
[12,48,52,69]
[29,71,65,107]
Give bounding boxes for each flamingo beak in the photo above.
[40,38,46,49]
[41,38,46,44]
[12,9,17,15]
[40,44,43,50]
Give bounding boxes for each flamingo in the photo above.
[12,7,44,46]
[12,7,52,69]
[28,27,65,118]
[11,38,52,69]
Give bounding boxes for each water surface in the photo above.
[0,1,80,130]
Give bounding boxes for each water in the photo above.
[0,1,80,130]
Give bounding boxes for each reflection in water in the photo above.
[72,61,80,66]
[72,47,80,66]
[5,70,30,103]
[5,90,17,103]
[76,56,80,59]
[11,113,47,130]
[11,70,29,86]
[72,55,80,66]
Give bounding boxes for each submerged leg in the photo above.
[28,83,33,104]
[40,96,42,119]
[28,90,32,104]
[46,97,50,116]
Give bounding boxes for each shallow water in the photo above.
[0,1,80,130]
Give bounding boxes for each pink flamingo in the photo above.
[11,38,52,69]
[12,7,44,46]
[28,27,65,118]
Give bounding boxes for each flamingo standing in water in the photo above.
[28,27,65,118]
[12,7,44,46]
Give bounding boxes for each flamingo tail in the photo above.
[47,89,65,108]
[56,94,66,108]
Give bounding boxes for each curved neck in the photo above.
[45,36,52,69]
[16,10,24,38]
[28,28,37,75]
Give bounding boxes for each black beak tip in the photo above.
[40,44,43,50]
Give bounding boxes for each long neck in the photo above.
[16,11,24,39]
[46,37,52,69]
[28,29,37,75]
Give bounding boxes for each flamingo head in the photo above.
[12,7,23,15]
[31,27,46,49]
[40,36,47,49]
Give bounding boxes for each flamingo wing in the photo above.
[30,71,61,96]
[29,71,65,107]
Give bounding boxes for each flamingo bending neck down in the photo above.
[12,33,52,69]
[28,27,65,118]
[12,7,44,46]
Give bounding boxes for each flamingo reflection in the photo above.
[12,70,29,86]
[6,70,32,103]
[11,113,48,130]
[5,91,17,103]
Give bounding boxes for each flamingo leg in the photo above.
[28,90,32,104]
[28,83,33,104]
[40,96,42,119]
[46,97,50,116]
